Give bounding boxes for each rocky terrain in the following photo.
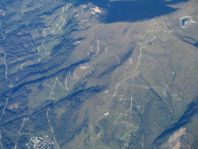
[0,0,197,149]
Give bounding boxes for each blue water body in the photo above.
[76,0,187,23]
[0,0,196,148]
